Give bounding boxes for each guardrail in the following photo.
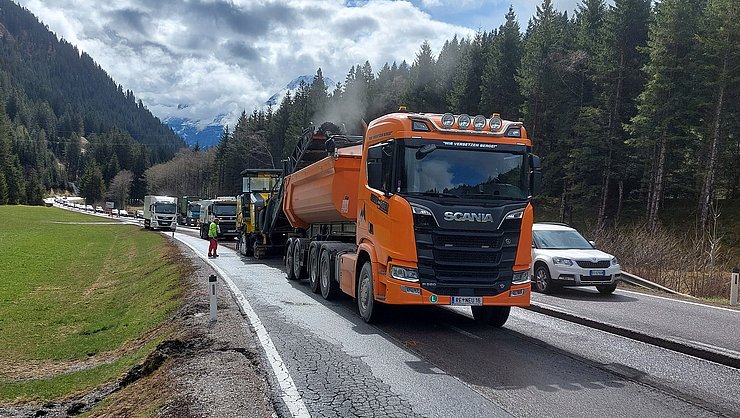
[619,271,699,300]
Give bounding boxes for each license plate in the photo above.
[451,296,483,306]
[590,270,606,276]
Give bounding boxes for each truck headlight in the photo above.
[391,265,419,282]
[512,270,530,284]
[411,204,437,228]
[552,257,573,266]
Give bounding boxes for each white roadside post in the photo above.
[731,267,739,306]
[209,274,218,321]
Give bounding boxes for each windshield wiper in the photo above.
[408,191,460,199]
[462,193,525,201]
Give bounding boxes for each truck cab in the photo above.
[199,198,238,239]
[143,195,178,231]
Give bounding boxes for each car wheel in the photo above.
[533,263,556,294]
[596,283,618,295]
[471,306,510,328]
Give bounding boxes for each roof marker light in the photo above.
[458,114,471,129]
[441,113,455,128]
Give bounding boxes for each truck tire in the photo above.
[357,262,383,323]
[308,242,321,293]
[292,239,308,280]
[319,248,340,300]
[471,306,510,328]
[285,238,297,280]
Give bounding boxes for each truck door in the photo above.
[363,140,396,260]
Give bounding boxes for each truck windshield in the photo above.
[399,145,529,201]
[155,203,177,214]
[188,204,200,213]
[213,204,236,216]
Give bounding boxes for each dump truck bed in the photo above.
[283,145,362,229]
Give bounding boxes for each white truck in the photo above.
[143,195,178,231]
[199,197,238,239]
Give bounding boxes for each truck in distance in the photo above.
[143,195,178,231]
[199,197,238,240]
[282,110,542,326]
[177,196,201,226]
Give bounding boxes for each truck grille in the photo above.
[576,260,610,268]
[414,219,521,296]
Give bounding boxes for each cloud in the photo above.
[15,0,482,128]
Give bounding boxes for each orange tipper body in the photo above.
[282,110,538,323]
[283,145,362,229]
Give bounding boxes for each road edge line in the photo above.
[524,303,740,369]
[174,235,311,418]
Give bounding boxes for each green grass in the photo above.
[0,206,184,402]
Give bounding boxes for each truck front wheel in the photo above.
[471,306,510,328]
[357,262,382,323]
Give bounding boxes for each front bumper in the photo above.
[548,264,621,286]
[378,276,531,307]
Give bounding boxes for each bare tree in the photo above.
[144,148,216,197]
[107,170,134,208]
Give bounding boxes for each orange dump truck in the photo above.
[282,110,542,326]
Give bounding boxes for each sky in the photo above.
[15,0,581,129]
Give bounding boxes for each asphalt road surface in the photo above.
[171,227,739,418]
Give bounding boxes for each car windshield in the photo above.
[534,230,593,250]
[155,203,177,214]
[400,145,529,201]
[214,204,236,216]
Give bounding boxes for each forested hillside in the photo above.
[0,0,183,205]
[196,0,737,234]
[143,0,737,297]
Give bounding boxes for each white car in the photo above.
[119,209,129,217]
[531,223,621,294]
[95,206,104,213]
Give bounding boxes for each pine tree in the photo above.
[695,0,739,230]
[480,7,523,119]
[406,41,441,112]
[628,0,703,230]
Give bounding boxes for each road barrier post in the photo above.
[731,267,739,306]
[209,274,217,321]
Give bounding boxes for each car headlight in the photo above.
[611,257,619,266]
[391,265,419,282]
[552,257,573,266]
[512,270,530,284]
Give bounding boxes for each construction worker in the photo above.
[208,217,220,258]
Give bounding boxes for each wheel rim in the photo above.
[320,255,329,291]
[286,244,293,273]
[309,249,317,285]
[359,273,370,313]
[535,268,547,290]
[293,243,301,277]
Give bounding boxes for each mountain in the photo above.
[166,75,337,148]
[164,116,224,149]
[265,75,337,107]
[0,0,184,203]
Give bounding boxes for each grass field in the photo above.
[0,206,185,402]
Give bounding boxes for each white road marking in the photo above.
[447,324,482,340]
[617,289,740,313]
[175,234,311,418]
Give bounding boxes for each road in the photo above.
[170,226,739,418]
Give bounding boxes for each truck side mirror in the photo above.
[530,154,542,197]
